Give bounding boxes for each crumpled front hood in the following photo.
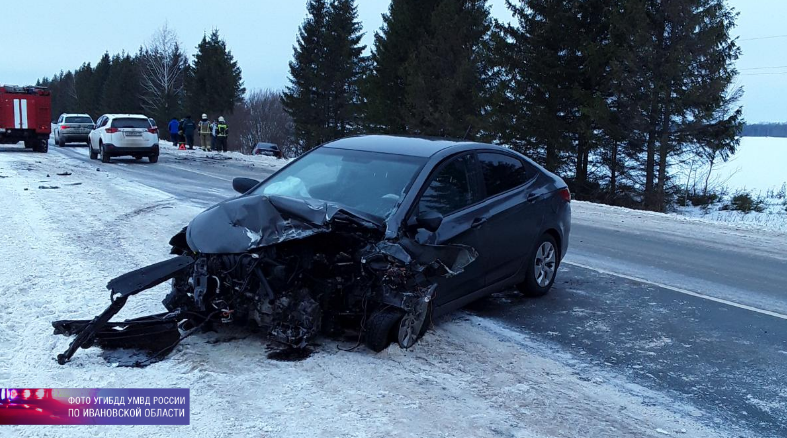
[186,195,383,254]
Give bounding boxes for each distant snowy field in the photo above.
[675,136,787,231]
[710,137,787,195]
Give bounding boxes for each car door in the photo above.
[409,152,487,306]
[55,115,64,141]
[90,116,106,150]
[476,152,545,286]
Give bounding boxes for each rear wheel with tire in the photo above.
[58,135,66,147]
[517,234,559,297]
[34,139,48,153]
[100,143,111,163]
[148,154,159,163]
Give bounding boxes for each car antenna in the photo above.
[463,125,473,140]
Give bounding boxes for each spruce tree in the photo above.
[402,0,491,138]
[282,0,366,150]
[102,54,142,115]
[324,0,367,139]
[283,0,330,149]
[185,29,245,118]
[364,0,441,134]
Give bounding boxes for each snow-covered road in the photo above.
[1,145,784,437]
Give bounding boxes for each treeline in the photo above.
[742,123,787,138]
[283,0,743,211]
[36,26,287,153]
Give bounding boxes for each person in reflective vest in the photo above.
[198,114,211,151]
[216,116,229,152]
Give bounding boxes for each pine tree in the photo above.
[185,29,245,118]
[282,0,366,150]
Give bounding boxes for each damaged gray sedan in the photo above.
[53,135,571,364]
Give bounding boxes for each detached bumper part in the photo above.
[52,256,194,365]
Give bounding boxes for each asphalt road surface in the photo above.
[44,143,786,437]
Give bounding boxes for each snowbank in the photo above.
[0,140,728,437]
[158,139,291,172]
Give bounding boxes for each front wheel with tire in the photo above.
[100,144,111,163]
[517,234,559,297]
[364,308,404,352]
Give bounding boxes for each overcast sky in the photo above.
[1,0,785,122]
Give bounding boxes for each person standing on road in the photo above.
[198,114,211,151]
[182,115,197,150]
[210,119,217,151]
[168,117,180,144]
[216,116,229,152]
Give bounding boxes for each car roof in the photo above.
[322,135,492,158]
[104,114,149,119]
[62,113,92,117]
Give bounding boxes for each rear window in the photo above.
[111,118,151,129]
[478,153,530,197]
[65,116,93,124]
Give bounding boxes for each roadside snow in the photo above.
[158,140,291,171]
[0,146,731,437]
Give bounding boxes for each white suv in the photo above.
[88,114,160,163]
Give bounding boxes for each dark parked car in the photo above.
[53,135,571,364]
[253,142,283,158]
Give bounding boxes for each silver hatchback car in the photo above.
[54,113,95,146]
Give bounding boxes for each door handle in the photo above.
[527,193,540,203]
[471,217,488,229]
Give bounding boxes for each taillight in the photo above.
[35,389,45,399]
[60,125,69,130]
[22,389,31,400]
[9,389,18,399]
[558,188,571,202]
[148,127,158,134]
[106,127,119,134]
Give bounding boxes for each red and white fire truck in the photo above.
[0,85,51,153]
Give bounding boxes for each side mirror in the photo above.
[232,177,259,194]
[416,210,443,233]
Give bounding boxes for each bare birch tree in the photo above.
[229,89,295,155]
[138,24,188,125]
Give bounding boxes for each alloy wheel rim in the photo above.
[534,241,556,287]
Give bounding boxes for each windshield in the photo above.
[252,148,426,218]
[65,116,93,124]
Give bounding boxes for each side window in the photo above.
[99,117,109,128]
[57,115,64,124]
[418,154,477,216]
[478,153,529,198]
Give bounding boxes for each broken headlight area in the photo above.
[52,195,476,366]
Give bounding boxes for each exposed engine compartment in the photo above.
[52,195,475,365]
